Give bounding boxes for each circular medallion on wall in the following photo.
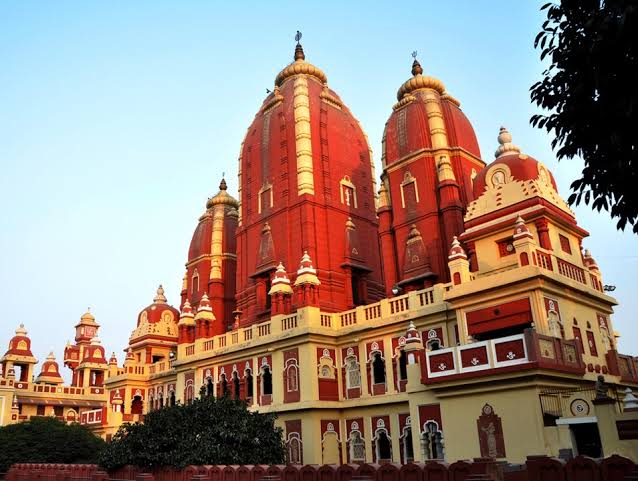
[570,398,590,416]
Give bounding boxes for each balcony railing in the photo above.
[532,248,602,292]
[423,329,585,382]
[179,285,446,359]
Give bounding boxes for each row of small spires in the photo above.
[177,250,319,326]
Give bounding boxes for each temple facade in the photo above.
[2,39,638,464]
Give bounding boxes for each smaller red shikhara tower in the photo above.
[377,56,485,294]
[180,179,239,334]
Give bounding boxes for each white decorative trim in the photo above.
[400,171,420,208]
[556,416,598,425]
[490,333,529,368]
[425,346,457,378]
[457,340,491,373]
[339,175,358,208]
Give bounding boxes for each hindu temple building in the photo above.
[2,38,638,464]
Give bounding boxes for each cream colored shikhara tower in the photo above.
[2,46,638,464]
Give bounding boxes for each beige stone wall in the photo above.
[435,386,547,464]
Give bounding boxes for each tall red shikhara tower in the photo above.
[377,56,485,294]
[235,37,385,325]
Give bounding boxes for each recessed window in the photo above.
[559,234,572,254]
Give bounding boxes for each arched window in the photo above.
[245,368,254,399]
[158,392,164,409]
[375,429,392,462]
[318,351,336,379]
[349,430,366,462]
[426,339,441,351]
[421,421,444,460]
[148,395,154,412]
[262,366,272,395]
[401,424,414,463]
[169,390,176,406]
[345,356,361,390]
[287,433,302,464]
[220,373,229,396]
[232,371,240,400]
[185,381,194,405]
[131,395,143,415]
[66,409,77,422]
[206,377,214,397]
[286,361,299,392]
[372,352,386,385]
[192,269,200,296]
[322,428,340,464]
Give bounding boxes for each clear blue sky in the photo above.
[1,1,636,376]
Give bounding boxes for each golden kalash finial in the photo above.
[411,51,423,76]
[294,30,305,61]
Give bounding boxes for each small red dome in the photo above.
[4,324,34,357]
[36,352,63,383]
[472,128,558,198]
[136,285,180,326]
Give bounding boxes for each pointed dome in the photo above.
[2,324,36,361]
[583,249,600,271]
[189,177,239,264]
[80,337,107,365]
[513,215,533,240]
[472,127,558,198]
[80,309,96,324]
[135,285,180,326]
[124,348,135,364]
[269,262,293,295]
[35,352,63,384]
[109,352,118,365]
[194,293,216,321]
[274,34,328,87]
[130,284,180,344]
[396,57,446,100]
[466,127,574,222]
[178,300,196,326]
[207,177,239,210]
[448,236,467,261]
[384,54,481,168]
[294,251,321,286]
[405,321,421,345]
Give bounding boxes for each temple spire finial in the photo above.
[411,50,423,76]
[294,30,305,61]
[219,173,227,191]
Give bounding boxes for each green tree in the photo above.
[0,417,105,472]
[531,0,638,232]
[99,394,286,471]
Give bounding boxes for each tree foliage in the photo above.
[531,0,638,232]
[0,417,105,473]
[99,393,286,471]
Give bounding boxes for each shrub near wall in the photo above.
[0,417,105,472]
[99,394,286,471]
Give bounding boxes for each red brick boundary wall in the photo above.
[5,455,636,481]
